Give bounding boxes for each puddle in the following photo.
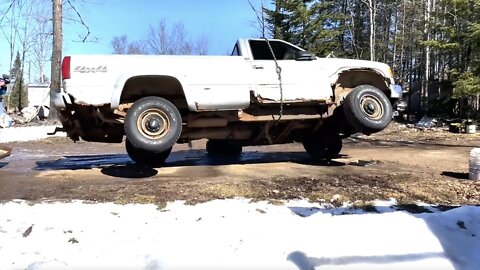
[4,149,50,162]
[334,158,377,167]
[166,150,312,167]
[349,160,377,167]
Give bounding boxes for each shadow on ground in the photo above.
[101,165,158,178]
[286,204,472,270]
[348,137,479,149]
[34,150,347,173]
[441,171,470,180]
[287,250,446,270]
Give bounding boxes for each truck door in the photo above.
[247,39,331,102]
[184,54,252,111]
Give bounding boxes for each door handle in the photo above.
[253,65,264,70]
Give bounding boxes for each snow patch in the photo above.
[0,126,66,143]
[1,199,478,269]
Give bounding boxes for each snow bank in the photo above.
[0,125,66,143]
[0,199,478,270]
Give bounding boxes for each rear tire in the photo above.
[303,132,342,161]
[125,96,182,152]
[126,140,172,167]
[206,140,242,156]
[343,85,392,134]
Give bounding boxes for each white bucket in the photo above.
[469,148,480,181]
[465,124,477,134]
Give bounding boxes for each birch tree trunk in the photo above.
[368,0,376,61]
[422,0,431,112]
[399,1,406,80]
[392,0,399,71]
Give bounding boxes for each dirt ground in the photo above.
[0,122,479,207]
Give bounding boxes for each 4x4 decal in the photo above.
[74,66,108,73]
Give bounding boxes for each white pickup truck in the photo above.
[54,38,401,166]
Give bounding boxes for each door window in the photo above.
[249,40,300,60]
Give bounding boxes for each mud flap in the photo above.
[0,144,12,160]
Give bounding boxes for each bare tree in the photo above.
[195,35,209,56]
[147,19,171,55]
[30,3,52,83]
[146,19,208,55]
[171,23,192,55]
[126,41,147,55]
[1,0,54,84]
[247,0,269,38]
[49,0,62,119]
[0,0,39,111]
[422,0,432,112]
[111,35,147,54]
[0,1,20,73]
[64,0,92,43]
[111,35,129,54]
[361,0,376,61]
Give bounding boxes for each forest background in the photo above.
[1,0,479,119]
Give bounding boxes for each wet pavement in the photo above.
[0,137,478,205]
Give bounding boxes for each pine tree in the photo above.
[265,0,315,48]
[308,0,347,57]
[8,52,27,111]
[9,52,21,80]
[262,0,479,115]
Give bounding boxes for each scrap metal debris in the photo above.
[415,116,438,129]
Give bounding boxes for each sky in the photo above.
[63,0,269,56]
[0,0,271,78]
[0,198,479,269]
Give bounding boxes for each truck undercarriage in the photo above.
[57,95,345,146]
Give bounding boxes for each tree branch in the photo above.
[65,0,91,42]
[0,1,14,24]
[247,0,266,38]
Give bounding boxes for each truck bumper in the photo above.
[390,84,403,99]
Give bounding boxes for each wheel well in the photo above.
[333,69,390,104]
[119,75,188,110]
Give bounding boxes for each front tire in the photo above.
[126,140,172,167]
[343,85,393,135]
[125,96,182,152]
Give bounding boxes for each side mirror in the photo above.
[295,51,316,61]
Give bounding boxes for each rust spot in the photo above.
[115,103,133,118]
[238,110,326,122]
[334,84,353,105]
